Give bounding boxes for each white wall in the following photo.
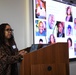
[0,0,33,50]
[70,61,76,75]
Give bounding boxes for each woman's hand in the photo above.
[19,50,26,57]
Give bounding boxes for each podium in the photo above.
[20,43,69,75]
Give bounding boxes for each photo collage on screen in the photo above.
[34,0,76,58]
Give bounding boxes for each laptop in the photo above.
[30,44,49,52]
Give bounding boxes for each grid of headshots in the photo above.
[34,0,76,58]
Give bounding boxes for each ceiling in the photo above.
[58,0,76,4]
[54,0,76,6]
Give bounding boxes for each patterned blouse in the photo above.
[0,44,22,75]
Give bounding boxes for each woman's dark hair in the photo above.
[68,25,72,29]
[48,34,55,44]
[39,38,43,42]
[0,23,14,46]
[67,38,72,46]
[66,6,72,15]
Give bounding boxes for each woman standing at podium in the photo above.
[0,23,25,75]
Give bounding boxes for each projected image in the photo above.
[48,14,55,29]
[35,0,46,19]
[66,25,73,36]
[33,0,76,59]
[65,6,73,22]
[35,20,46,36]
[74,43,76,55]
[39,38,43,44]
[67,37,73,49]
[48,34,56,44]
[74,18,76,29]
[56,21,65,37]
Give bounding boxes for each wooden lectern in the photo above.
[20,43,69,75]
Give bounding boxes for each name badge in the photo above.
[12,45,16,49]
